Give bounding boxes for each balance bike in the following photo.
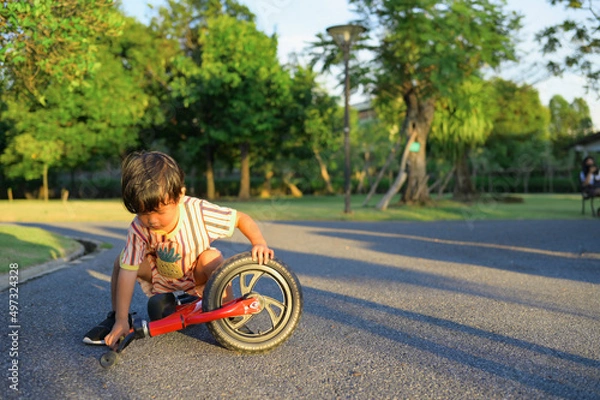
[99,252,303,368]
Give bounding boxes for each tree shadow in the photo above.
[301,285,600,398]
[14,222,128,248]
[4,220,598,398]
[273,220,600,283]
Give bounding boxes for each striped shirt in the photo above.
[120,197,237,286]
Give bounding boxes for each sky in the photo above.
[121,0,600,129]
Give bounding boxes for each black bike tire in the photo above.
[203,252,303,353]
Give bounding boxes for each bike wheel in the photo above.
[99,351,118,369]
[203,252,303,353]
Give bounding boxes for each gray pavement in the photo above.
[2,219,599,399]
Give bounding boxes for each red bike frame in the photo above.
[147,296,263,337]
[101,295,263,367]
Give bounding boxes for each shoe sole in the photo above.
[82,337,106,346]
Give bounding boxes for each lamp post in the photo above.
[326,24,366,214]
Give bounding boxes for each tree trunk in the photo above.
[238,141,251,199]
[362,129,404,206]
[356,151,371,194]
[313,149,334,194]
[452,151,476,201]
[283,173,303,197]
[401,93,436,204]
[260,168,274,198]
[205,145,216,200]
[437,166,456,199]
[428,166,456,199]
[376,131,417,211]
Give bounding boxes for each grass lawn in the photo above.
[0,194,592,272]
[0,193,592,223]
[0,225,81,273]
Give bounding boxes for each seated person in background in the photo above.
[580,156,600,197]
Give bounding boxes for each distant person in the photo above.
[580,156,600,197]
[83,151,274,349]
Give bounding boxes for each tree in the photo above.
[285,64,342,195]
[486,79,549,141]
[361,96,405,206]
[479,79,550,193]
[0,0,123,105]
[429,77,493,200]
[196,13,291,199]
[0,134,62,201]
[351,0,521,204]
[151,0,289,200]
[547,95,592,164]
[0,16,162,198]
[536,0,600,92]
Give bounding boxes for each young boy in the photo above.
[83,151,274,348]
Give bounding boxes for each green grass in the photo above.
[0,193,591,223]
[0,199,132,223]
[0,194,591,271]
[220,193,592,222]
[0,225,81,273]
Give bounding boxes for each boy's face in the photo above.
[137,198,180,233]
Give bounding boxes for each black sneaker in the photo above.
[82,311,133,345]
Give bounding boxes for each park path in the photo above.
[2,219,600,399]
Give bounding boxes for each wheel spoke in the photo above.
[262,295,287,326]
[238,270,264,295]
[229,315,252,329]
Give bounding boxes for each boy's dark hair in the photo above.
[121,151,185,214]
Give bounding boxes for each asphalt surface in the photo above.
[2,219,599,399]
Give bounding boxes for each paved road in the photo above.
[2,219,600,399]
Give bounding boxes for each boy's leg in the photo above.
[193,249,232,301]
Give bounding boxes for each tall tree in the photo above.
[548,95,593,161]
[286,65,342,195]
[351,0,521,204]
[152,0,289,199]
[429,77,493,200]
[197,13,291,199]
[0,17,163,199]
[478,79,550,193]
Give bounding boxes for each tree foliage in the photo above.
[0,0,592,202]
[479,79,550,174]
[548,95,593,138]
[536,0,600,91]
[430,78,493,160]
[0,0,124,105]
[0,16,163,196]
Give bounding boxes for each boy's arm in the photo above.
[236,211,274,264]
[104,268,137,349]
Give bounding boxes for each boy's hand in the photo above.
[252,244,274,265]
[105,319,130,349]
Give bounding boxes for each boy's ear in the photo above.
[179,187,186,202]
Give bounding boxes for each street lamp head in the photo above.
[326,24,366,48]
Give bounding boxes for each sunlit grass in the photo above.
[0,225,81,273]
[0,193,591,224]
